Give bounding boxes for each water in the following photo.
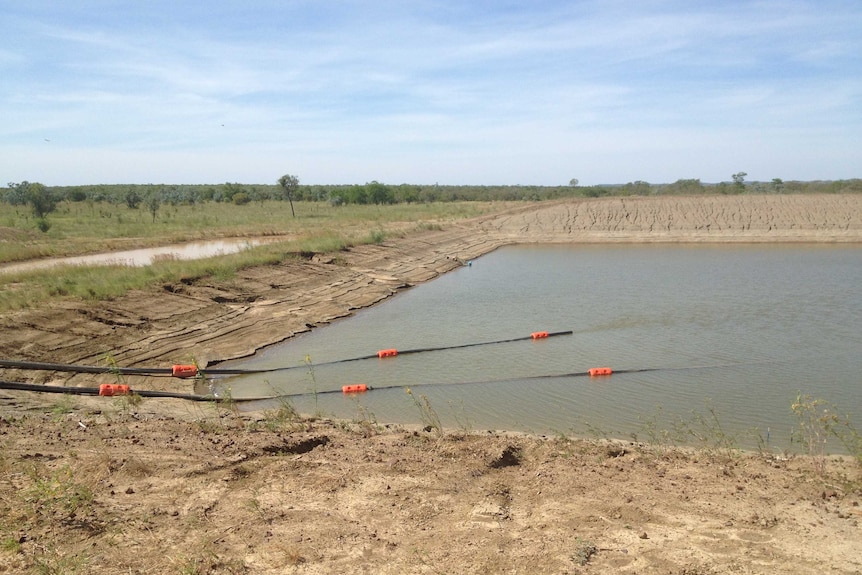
[0,237,282,275]
[213,244,862,449]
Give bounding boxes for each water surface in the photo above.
[215,244,862,450]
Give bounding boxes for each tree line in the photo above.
[4,176,861,232]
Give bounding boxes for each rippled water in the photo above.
[214,244,862,450]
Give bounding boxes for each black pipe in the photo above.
[0,330,574,377]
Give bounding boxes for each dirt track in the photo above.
[2,194,862,574]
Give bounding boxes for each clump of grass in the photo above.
[791,393,862,474]
[24,465,94,521]
[32,547,89,575]
[369,229,386,244]
[50,395,77,421]
[405,387,442,435]
[572,538,597,566]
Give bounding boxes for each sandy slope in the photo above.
[1,194,861,574]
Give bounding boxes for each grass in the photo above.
[0,199,497,264]
[0,200,498,312]
[405,387,443,435]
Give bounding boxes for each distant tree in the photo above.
[771,178,784,193]
[232,192,250,205]
[145,191,161,223]
[278,174,300,217]
[23,182,57,220]
[125,189,143,209]
[569,178,579,187]
[731,172,747,194]
[366,181,394,204]
[4,181,29,205]
[67,188,88,202]
[221,182,245,203]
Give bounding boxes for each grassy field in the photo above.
[0,200,505,312]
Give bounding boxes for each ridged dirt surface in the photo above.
[1,194,861,574]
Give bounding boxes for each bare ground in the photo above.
[2,195,862,574]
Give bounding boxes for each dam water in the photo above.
[212,244,862,450]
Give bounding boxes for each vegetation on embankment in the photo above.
[0,201,502,312]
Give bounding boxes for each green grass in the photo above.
[0,200,500,312]
[0,200,497,264]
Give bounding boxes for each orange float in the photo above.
[99,383,131,396]
[588,367,613,377]
[377,349,398,358]
[172,364,198,378]
[342,384,368,393]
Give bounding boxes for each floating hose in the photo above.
[0,359,776,404]
[0,380,218,402]
[0,330,573,379]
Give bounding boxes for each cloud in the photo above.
[1,0,860,185]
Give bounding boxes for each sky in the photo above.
[1,0,861,187]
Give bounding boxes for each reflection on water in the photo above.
[213,244,862,450]
[0,238,281,274]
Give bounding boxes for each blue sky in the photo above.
[2,0,860,186]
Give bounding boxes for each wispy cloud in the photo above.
[1,0,860,185]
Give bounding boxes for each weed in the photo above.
[24,465,94,520]
[572,538,597,566]
[681,406,739,462]
[351,401,380,436]
[32,547,88,575]
[261,402,301,432]
[1,536,21,554]
[633,407,676,455]
[49,395,76,420]
[792,393,862,472]
[448,399,472,433]
[791,393,838,475]
[405,387,442,435]
[369,229,386,244]
[304,355,322,417]
[102,352,126,384]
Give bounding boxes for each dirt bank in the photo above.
[1,194,861,574]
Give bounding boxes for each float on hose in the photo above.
[99,384,131,396]
[588,367,613,377]
[172,364,198,378]
[377,349,398,358]
[342,384,369,394]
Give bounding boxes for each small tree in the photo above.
[771,178,784,193]
[278,174,299,217]
[145,191,161,223]
[569,178,579,187]
[13,181,56,219]
[125,189,143,209]
[731,172,747,194]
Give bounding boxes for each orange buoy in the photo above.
[588,367,613,377]
[342,384,368,393]
[531,331,550,339]
[377,349,398,358]
[172,364,198,378]
[99,383,130,396]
